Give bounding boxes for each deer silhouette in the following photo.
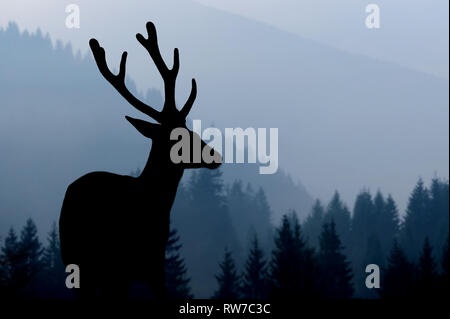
[59,21,222,298]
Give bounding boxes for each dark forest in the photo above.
[1,171,448,300]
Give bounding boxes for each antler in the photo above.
[136,22,197,120]
[180,78,197,119]
[90,22,197,124]
[89,38,163,123]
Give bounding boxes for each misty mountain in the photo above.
[0,23,314,238]
[195,0,449,78]
[3,0,444,214]
[0,0,448,229]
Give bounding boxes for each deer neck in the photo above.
[138,143,184,187]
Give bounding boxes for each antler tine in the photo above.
[136,22,179,113]
[172,48,180,77]
[89,38,163,123]
[180,79,197,118]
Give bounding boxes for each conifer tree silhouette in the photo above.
[377,194,400,258]
[381,239,415,298]
[269,215,297,298]
[270,213,317,299]
[241,235,268,299]
[416,237,438,298]
[351,191,375,252]
[213,248,240,299]
[323,192,351,252]
[401,178,431,259]
[41,222,66,297]
[350,190,375,297]
[227,180,253,246]
[18,219,43,291]
[165,227,192,299]
[303,199,324,250]
[42,223,63,273]
[429,178,450,256]
[0,227,21,294]
[59,21,221,298]
[253,187,273,249]
[0,219,44,296]
[318,221,353,299]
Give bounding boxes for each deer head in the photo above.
[89,22,221,170]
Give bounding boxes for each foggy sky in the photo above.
[0,0,448,227]
[1,0,448,78]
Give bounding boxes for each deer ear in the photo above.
[125,116,161,139]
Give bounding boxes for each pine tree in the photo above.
[350,190,375,297]
[401,178,431,259]
[174,168,241,297]
[19,219,43,283]
[42,222,64,272]
[0,227,21,291]
[227,180,254,246]
[303,199,324,250]
[352,190,375,249]
[377,194,399,257]
[213,248,240,299]
[41,222,66,297]
[241,235,268,299]
[165,227,193,299]
[270,214,295,298]
[318,221,353,298]
[416,237,437,298]
[381,239,415,298]
[270,213,317,298]
[253,187,273,250]
[429,178,449,256]
[364,234,384,269]
[293,215,318,297]
[324,192,351,251]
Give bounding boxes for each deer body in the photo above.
[59,22,221,298]
[60,168,182,296]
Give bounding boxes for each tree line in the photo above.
[214,213,448,300]
[0,175,448,299]
[212,177,449,299]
